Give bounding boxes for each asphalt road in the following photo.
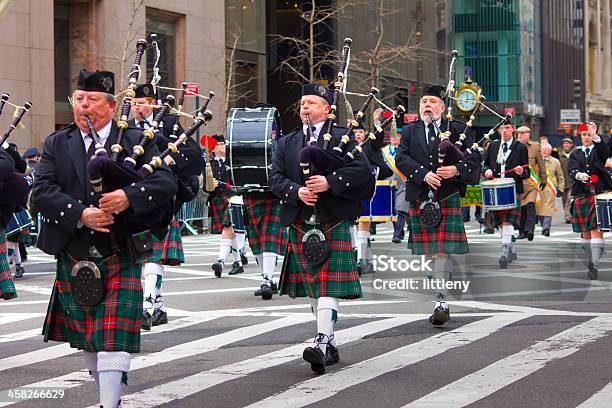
[1,210,612,408]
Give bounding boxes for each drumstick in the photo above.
[486,164,529,179]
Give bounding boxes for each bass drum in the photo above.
[227,107,281,190]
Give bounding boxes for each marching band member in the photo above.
[559,137,576,223]
[354,118,392,275]
[209,135,247,277]
[0,147,18,300]
[569,122,610,279]
[395,85,480,326]
[536,143,564,236]
[130,83,203,330]
[381,121,409,243]
[270,84,370,373]
[33,70,177,407]
[482,122,529,268]
[516,126,547,241]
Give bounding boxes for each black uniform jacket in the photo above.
[482,138,530,194]
[568,139,611,196]
[396,119,481,201]
[270,125,373,226]
[32,122,177,259]
[0,148,16,227]
[207,156,230,199]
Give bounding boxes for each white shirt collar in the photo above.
[80,119,113,150]
[303,121,325,137]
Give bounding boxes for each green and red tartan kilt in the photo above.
[407,193,469,255]
[279,219,362,300]
[147,219,184,265]
[7,229,32,246]
[0,231,17,301]
[571,195,597,233]
[42,253,142,353]
[209,194,230,234]
[488,200,521,229]
[244,195,287,256]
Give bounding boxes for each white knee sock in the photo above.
[231,248,241,264]
[97,351,130,408]
[356,231,370,261]
[8,242,20,265]
[234,232,246,254]
[143,263,163,312]
[433,256,448,300]
[591,238,604,268]
[83,351,99,385]
[218,238,233,264]
[583,238,592,261]
[502,225,514,245]
[255,254,264,275]
[262,252,276,284]
[316,297,339,351]
[350,225,357,250]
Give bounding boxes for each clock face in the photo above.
[456,90,477,112]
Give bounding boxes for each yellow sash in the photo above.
[382,146,407,182]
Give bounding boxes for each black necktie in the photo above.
[306,127,317,146]
[503,142,508,153]
[138,121,146,129]
[427,123,435,145]
[586,147,592,158]
[86,135,96,157]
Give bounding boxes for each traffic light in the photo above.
[573,79,582,101]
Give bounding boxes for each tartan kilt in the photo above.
[407,193,469,255]
[7,229,33,246]
[244,195,287,256]
[489,200,521,229]
[571,195,597,233]
[279,220,362,300]
[0,231,17,301]
[42,253,142,353]
[209,194,230,234]
[147,219,184,265]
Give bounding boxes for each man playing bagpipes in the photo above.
[208,134,249,277]
[395,85,481,326]
[270,83,372,373]
[353,115,393,275]
[569,122,610,280]
[33,70,177,407]
[516,126,547,241]
[130,83,204,330]
[482,122,529,268]
[0,147,20,300]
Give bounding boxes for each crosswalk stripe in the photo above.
[403,315,612,407]
[0,315,310,407]
[576,381,612,408]
[113,315,428,407]
[0,315,220,373]
[243,313,527,408]
[0,328,41,343]
[0,313,45,326]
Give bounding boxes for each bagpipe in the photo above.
[0,93,33,210]
[85,39,214,231]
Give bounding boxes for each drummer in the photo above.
[569,122,610,279]
[482,122,529,268]
[354,116,392,275]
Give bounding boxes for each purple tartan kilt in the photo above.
[0,231,17,301]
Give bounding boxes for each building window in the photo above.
[54,3,70,104]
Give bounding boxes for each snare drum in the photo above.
[481,178,517,211]
[5,209,33,238]
[228,195,246,233]
[358,180,397,223]
[595,192,612,232]
[227,107,281,190]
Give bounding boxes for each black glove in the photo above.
[539,182,546,191]
[556,190,562,197]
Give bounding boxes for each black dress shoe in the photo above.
[303,333,328,374]
[527,232,534,241]
[255,283,273,300]
[325,343,340,366]
[141,310,152,331]
[542,229,550,237]
[228,262,244,275]
[14,265,25,278]
[151,309,168,326]
[392,238,402,243]
[212,261,223,278]
[429,303,450,326]
[483,227,494,234]
[271,282,278,294]
[516,233,526,240]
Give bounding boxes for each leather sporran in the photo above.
[302,228,330,267]
[419,198,442,228]
[71,260,105,307]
